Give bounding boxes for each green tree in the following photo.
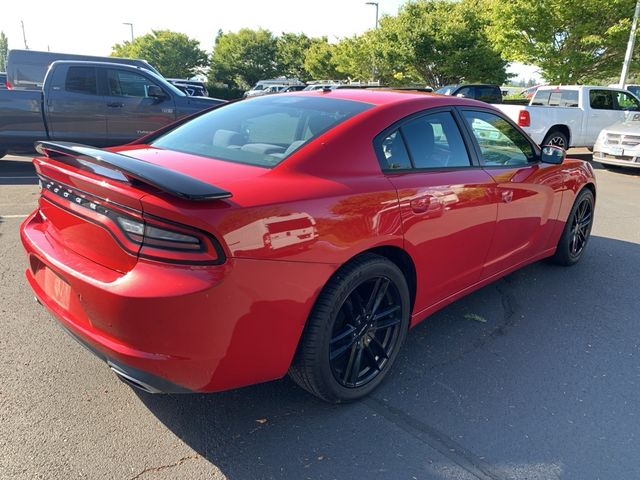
[111,30,208,78]
[378,0,510,87]
[0,31,8,72]
[486,0,636,83]
[209,28,278,89]
[303,40,344,80]
[276,33,320,81]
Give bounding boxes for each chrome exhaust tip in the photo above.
[107,362,162,394]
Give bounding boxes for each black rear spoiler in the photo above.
[34,141,232,201]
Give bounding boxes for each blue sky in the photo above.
[1,0,541,82]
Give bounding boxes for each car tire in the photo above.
[289,253,410,403]
[542,130,568,149]
[551,188,595,266]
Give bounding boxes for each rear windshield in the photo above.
[151,95,373,167]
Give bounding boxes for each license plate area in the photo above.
[42,267,72,310]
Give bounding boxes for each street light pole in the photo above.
[21,20,29,49]
[620,0,640,88]
[123,22,134,43]
[365,2,379,29]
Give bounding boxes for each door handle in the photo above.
[107,102,124,108]
[501,190,514,203]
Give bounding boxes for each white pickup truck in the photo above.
[495,85,640,149]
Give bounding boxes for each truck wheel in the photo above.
[542,130,568,149]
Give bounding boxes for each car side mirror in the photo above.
[147,85,167,100]
[540,145,566,164]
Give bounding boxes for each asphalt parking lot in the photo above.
[1,151,639,479]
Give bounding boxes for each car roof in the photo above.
[282,88,486,108]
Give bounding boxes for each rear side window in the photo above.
[532,89,579,107]
[151,95,372,167]
[65,67,97,95]
[380,131,412,170]
[589,90,615,110]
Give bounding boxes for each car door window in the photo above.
[589,90,615,110]
[398,111,471,169]
[107,70,158,98]
[615,91,640,111]
[65,67,97,95]
[456,87,473,98]
[462,110,534,166]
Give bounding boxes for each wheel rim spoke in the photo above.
[330,324,356,345]
[341,343,359,383]
[329,274,404,389]
[331,335,358,360]
[348,347,364,386]
[366,277,389,315]
[363,345,382,371]
[368,335,389,360]
[372,314,402,332]
[372,304,400,322]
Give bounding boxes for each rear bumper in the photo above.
[54,316,191,394]
[21,210,336,393]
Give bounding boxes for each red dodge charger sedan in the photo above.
[20,90,596,402]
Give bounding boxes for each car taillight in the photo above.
[518,110,530,127]
[116,217,202,251]
[113,212,223,264]
[39,175,224,265]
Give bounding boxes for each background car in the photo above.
[21,90,596,403]
[593,113,640,169]
[166,78,209,97]
[435,83,503,103]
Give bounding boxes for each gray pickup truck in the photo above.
[0,61,224,158]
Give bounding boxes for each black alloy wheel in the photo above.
[329,276,403,388]
[289,253,410,403]
[552,188,595,266]
[569,195,593,257]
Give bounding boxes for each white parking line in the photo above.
[1,214,30,219]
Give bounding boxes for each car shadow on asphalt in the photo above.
[134,236,640,479]
[0,158,39,185]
